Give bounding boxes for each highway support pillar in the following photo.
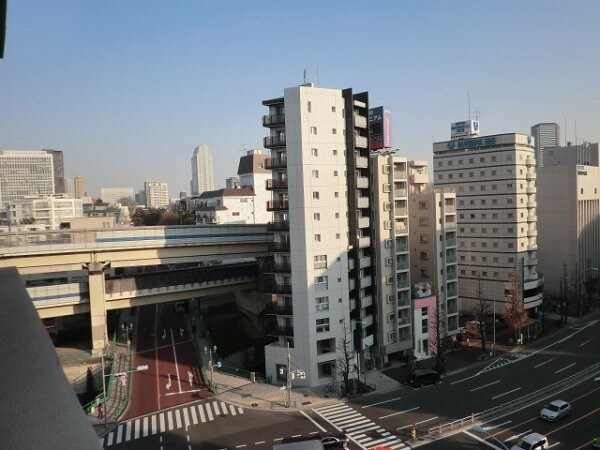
[88,262,108,356]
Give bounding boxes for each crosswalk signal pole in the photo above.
[285,342,292,408]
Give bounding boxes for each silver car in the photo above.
[540,399,571,421]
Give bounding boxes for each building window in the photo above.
[333,149,338,156]
[335,212,339,218]
[383,183,391,192]
[312,170,319,178]
[418,200,427,209]
[418,217,429,226]
[386,276,394,285]
[387,294,395,303]
[313,191,319,199]
[331,106,336,112]
[332,128,337,134]
[314,234,321,242]
[310,126,317,135]
[334,192,339,198]
[335,233,340,239]
[383,165,391,174]
[387,313,396,323]
[420,251,428,260]
[383,202,391,211]
[315,296,329,312]
[314,255,327,269]
[316,318,330,333]
[385,257,394,266]
[314,212,320,220]
[307,101,312,112]
[385,239,392,248]
[334,170,338,177]
[422,318,428,333]
[232,212,240,216]
[311,148,318,156]
[315,276,328,289]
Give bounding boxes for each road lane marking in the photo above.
[555,362,576,374]
[213,400,221,415]
[492,387,521,400]
[151,414,157,434]
[142,416,149,437]
[183,407,190,427]
[167,410,174,430]
[115,424,123,444]
[107,431,114,446]
[229,405,237,416]
[463,430,505,449]
[237,406,244,414]
[235,445,247,448]
[190,405,198,424]
[164,388,203,396]
[134,418,141,439]
[483,420,511,431]
[198,404,206,422]
[175,409,182,428]
[291,435,302,438]
[534,357,556,368]
[397,416,438,430]
[159,413,165,432]
[273,438,283,442]
[548,443,560,448]
[206,403,214,421]
[326,410,356,420]
[470,380,500,391]
[347,424,379,433]
[506,429,532,442]
[316,402,346,412]
[337,417,370,427]
[379,406,419,419]
[125,421,132,442]
[546,406,600,436]
[312,408,343,433]
[299,410,327,433]
[255,441,265,445]
[309,432,319,435]
[220,401,229,415]
[361,396,402,408]
[170,328,183,393]
[451,373,480,385]
[579,338,593,347]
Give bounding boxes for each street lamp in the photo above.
[100,359,148,428]
[472,425,510,450]
[205,345,219,389]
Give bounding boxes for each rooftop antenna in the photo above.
[564,117,567,146]
[468,90,471,120]
[303,68,307,84]
[472,107,481,122]
[316,63,320,87]
[574,120,578,147]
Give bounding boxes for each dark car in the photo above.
[320,435,347,449]
[406,369,441,388]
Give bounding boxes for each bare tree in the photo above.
[559,264,569,324]
[337,324,354,396]
[431,291,447,373]
[503,270,528,343]
[472,281,491,355]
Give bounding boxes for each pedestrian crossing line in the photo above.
[390,442,408,449]
[346,423,379,433]
[327,409,357,420]
[365,436,398,447]
[337,417,370,428]
[101,401,245,447]
[316,402,346,412]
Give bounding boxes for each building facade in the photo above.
[537,142,600,295]
[261,84,374,387]
[8,194,83,229]
[237,149,271,224]
[100,187,134,205]
[433,127,543,314]
[0,150,54,206]
[191,187,256,224]
[531,123,560,168]
[144,181,169,208]
[191,145,214,196]
[43,149,65,194]
[74,176,86,199]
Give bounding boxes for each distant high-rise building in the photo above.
[43,149,65,194]
[100,187,134,205]
[537,142,600,295]
[134,190,146,206]
[144,181,169,208]
[65,178,75,197]
[531,123,560,168]
[433,124,543,314]
[0,150,54,206]
[191,145,214,195]
[74,176,86,199]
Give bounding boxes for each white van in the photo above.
[510,433,549,450]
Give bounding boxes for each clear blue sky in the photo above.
[1,1,599,198]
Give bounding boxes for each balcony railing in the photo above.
[394,189,407,197]
[445,238,457,247]
[267,221,289,232]
[355,135,368,148]
[356,176,369,189]
[266,179,288,190]
[266,200,289,211]
[357,197,369,209]
[394,170,407,180]
[266,157,287,170]
[526,172,536,181]
[262,114,285,127]
[264,135,286,148]
[355,156,368,168]
[264,284,292,295]
[264,261,292,273]
[358,236,371,248]
[267,325,294,337]
[268,241,290,252]
[354,114,367,128]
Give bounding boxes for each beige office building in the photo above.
[537,142,600,295]
[433,127,543,314]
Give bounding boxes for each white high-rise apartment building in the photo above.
[0,150,55,206]
[144,181,169,208]
[100,187,134,205]
[191,144,214,195]
[537,142,600,296]
[262,84,374,387]
[531,123,560,168]
[433,124,543,314]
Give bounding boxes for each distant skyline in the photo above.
[1,1,599,198]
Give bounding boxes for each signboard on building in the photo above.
[577,164,587,175]
[369,106,392,150]
[451,120,479,139]
[413,281,432,298]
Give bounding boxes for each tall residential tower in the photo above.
[191,145,214,195]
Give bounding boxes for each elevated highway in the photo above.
[0,224,270,353]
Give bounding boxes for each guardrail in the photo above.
[427,361,600,438]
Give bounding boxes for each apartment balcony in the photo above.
[263,261,292,273]
[528,228,538,237]
[444,204,456,213]
[394,169,407,180]
[264,303,293,315]
[267,221,289,232]
[394,188,407,197]
[355,135,368,148]
[266,179,288,190]
[356,315,374,329]
[527,212,537,222]
[445,238,457,247]
[526,171,536,181]
[358,216,370,228]
[266,157,287,170]
[358,236,371,248]
[267,325,294,337]
[528,241,538,250]
[397,279,410,289]
[447,303,458,315]
[526,157,535,167]
[526,186,536,195]
[359,256,371,268]
[527,200,537,208]
[266,200,289,211]
[395,224,408,234]
[264,283,292,295]
[262,114,285,127]
[395,207,408,216]
[527,257,538,266]
[355,155,368,169]
[356,176,369,189]
[446,269,457,280]
[357,197,369,209]
[264,135,286,148]
[354,114,367,128]
[360,276,372,288]
[268,241,290,252]
[397,296,411,308]
[446,254,457,264]
[410,173,428,184]
[446,288,458,298]
[398,317,411,326]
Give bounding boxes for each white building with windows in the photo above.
[433,125,543,314]
[144,181,169,209]
[7,194,83,229]
[191,145,214,196]
[0,150,54,206]
[262,84,374,387]
[191,187,256,224]
[100,187,134,205]
[237,149,271,224]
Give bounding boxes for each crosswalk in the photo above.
[100,400,244,447]
[313,403,408,450]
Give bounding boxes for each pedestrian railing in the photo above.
[427,361,600,438]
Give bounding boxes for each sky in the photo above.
[1,1,599,198]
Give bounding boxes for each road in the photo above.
[123,303,213,420]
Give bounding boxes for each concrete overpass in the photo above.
[0,224,270,353]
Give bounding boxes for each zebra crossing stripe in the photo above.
[151,414,157,435]
[159,413,166,433]
[229,405,237,416]
[115,424,123,444]
[198,404,206,422]
[378,439,403,448]
[390,442,408,449]
[125,421,132,442]
[134,418,141,439]
[142,416,149,437]
[237,406,244,414]
[326,410,356,420]
[191,405,198,424]
[99,437,105,447]
[206,403,214,421]
[175,409,182,428]
[107,431,114,446]
[183,407,190,428]
[364,436,397,447]
[338,417,371,428]
[347,424,380,434]
[220,401,228,415]
[212,401,220,415]
[316,403,345,412]
[167,411,174,430]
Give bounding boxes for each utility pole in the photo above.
[285,342,292,408]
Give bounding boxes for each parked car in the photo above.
[406,369,441,388]
[510,432,549,450]
[320,434,347,449]
[540,400,571,421]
